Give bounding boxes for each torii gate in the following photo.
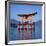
[17,12,37,40]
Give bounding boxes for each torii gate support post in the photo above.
[22,16,25,40]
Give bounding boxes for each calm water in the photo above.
[9,21,42,41]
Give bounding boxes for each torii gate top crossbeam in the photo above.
[17,12,37,19]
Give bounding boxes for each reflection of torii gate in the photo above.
[18,12,37,40]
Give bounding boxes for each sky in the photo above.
[9,4,42,22]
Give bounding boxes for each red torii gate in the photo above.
[17,12,37,40]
